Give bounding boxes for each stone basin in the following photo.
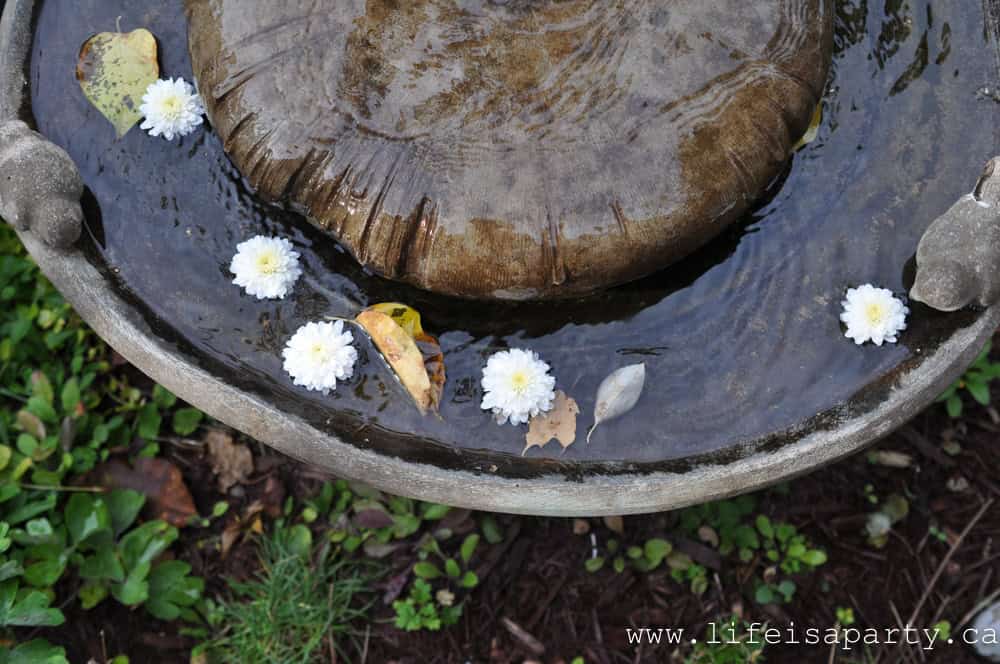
[1,0,999,515]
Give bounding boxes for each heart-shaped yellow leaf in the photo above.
[77,29,159,137]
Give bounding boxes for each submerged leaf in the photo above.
[523,391,580,455]
[357,309,436,413]
[77,29,160,137]
[587,363,646,443]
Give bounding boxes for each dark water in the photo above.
[28,0,997,476]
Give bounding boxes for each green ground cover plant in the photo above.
[196,522,382,663]
[0,225,204,660]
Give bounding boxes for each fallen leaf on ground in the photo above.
[603,515,625,535]
[357,308,437,413]
[205,429,253,492]
[93,458,196,527]
[588,364,646,444]
[523,391,579,456]
[77,28,159,137]
[867,450,912,468]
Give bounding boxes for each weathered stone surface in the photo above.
[911,158,1000,311]
[186,0,833,299]
[0,120,83,248]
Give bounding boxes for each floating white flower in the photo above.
[139,78,205,140]
[282,321,357,393]
[230,236,302,300]
[480,348,556,425]
[840,284,909,346]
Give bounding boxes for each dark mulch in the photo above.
[28,337,1000,664]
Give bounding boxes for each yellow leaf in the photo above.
[523,391,580,456]
[356,310,434,414]
[369,302,425,338]
[77,29,160,138]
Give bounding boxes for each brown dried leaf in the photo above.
[16,411,45,441]
[415,332,446,412]
[205,429,254,492]
[357,309,434,413]
[866,450,912,468]
[93,458,196,527]
[603,515,625,535]
[220,523,242,558]
[523,391,579,456]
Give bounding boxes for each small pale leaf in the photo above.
[587,363,646,443]
[77,29,160,137]
[523,391,580,455]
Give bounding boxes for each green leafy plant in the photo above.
[680,498,826,605]
[680,496,759,559]
[394,532,479,631]
[836,606,856,626]
[198,522,382,662]
[587,537,675,576]
[865,494,909,548]
[668,553,710,596]
[686,616,765,664]
[0,224,205,655]
[0,489,203,619]
[393,578,461,632]
[0,637,69,664]
[937,341,1000,417]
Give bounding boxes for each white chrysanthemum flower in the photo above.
[139,78,205,140]
[282,321,357,393]
[840,284,909,346]
[230,236,302,299]
[480,348,556,425]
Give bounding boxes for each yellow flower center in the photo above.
[509,370,531,395]
[865,302,887,326]
[160,95,183,120]
[256,251,279,275]
[309,343,328,362]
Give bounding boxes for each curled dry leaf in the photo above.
[793,102,823,151]
[205,429,254,493]
[357,303,445,414]
[77,28,160,137]
[867,450,913,468]
[603,515,625,535]
[587,363,646,443]
[523,390,579,456]
[92,458,196,527]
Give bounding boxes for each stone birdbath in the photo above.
[2,0,999,515]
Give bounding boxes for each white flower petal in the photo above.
[139,78,205,141]
[480,348,556,425]
[840,284,909,346]
[230,236,302,299]
[282,321,357,393]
